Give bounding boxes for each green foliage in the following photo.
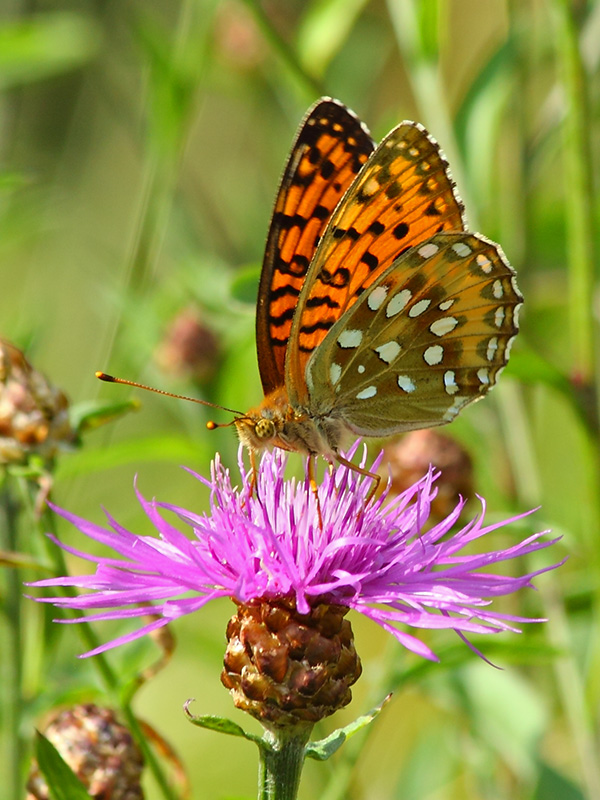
[0,13,100,89]
[33,732,91,800]
[1,1,597,799]
[184,703,263,745]
[305,695,391,761]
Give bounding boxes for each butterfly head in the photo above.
[233,416,277,451]
[232,390,289,452]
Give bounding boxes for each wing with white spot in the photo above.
[305,231,522,436]
[285,121,466,407]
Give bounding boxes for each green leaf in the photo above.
[230,264,260,306]
[297,0,371,75]
[34,731,91,800]
[183,701,263,745]
[305,729,346,761]
[504,346,571,394]
[0,13,100,89]
[70,398,140,435]
[55,434,212,479]
[305,694,391,761]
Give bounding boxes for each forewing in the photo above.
[305,232,522,435]
[286,121,466,405]
[256,98,375,394]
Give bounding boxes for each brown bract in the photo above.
[0,339,76,465]
[221,598,362,730]
[26,704,144,800]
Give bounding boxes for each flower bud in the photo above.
[154,307,220,384]
[26,704,144,800]
[381,430,473,519]
[0,339,75,464]
[221,599,362,730]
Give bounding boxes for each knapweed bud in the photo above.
[215,2,265,70]
[0,339,75,464]
[381,430,473,519]
[154,307,220,383]
[26,704,144,800]
[221,599,362,729]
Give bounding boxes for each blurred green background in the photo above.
[1,0,599,798]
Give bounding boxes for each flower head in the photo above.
[26,704,144,800]
[29,448,561,663]
[0,338,75,465]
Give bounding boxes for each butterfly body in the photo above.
[236,385,348,459]
[235,99,522,467]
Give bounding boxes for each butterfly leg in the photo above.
[249,449,259,499]
[307,455,324,529]
[324,459,339,497]
[334,452,381,504]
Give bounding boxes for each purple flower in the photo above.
[28,448,562,661]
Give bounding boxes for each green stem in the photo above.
[0,481,25,800]
[241,0,325,97]
[386,0,476,222]
[495,381,542,509]
[126,0,211,293]
[103,0,216,368]
[552,0,596,386]
[544,581,600,799]
[258,728,311,800]
[25,484,178,800]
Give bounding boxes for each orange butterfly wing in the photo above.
[256,99,375,395]
[286,122,466,407]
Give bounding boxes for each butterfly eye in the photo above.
[255,419,276,440]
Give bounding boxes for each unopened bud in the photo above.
[221,598,362,730]
[381,430,473,519]
[0,339,75,464]
[154,307,220,383]
[26,704,144,800]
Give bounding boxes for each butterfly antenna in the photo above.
[95,372,244,425]
[206,419,238,430]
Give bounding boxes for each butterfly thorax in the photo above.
[235,385,346,458]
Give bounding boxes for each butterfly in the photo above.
[97,98,522,485]
[232,98,522,479]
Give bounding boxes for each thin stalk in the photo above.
[493,381,600,795]
[103,0,217,367]
[544,581,600,799]
[552,0,596,387]
[126,0,212,293]
[241,0,325,97]
[495,381,542,509]
[1,482,25,800]
[25,483,179,800]
[258,728,311,800]
[549,8,600,796]
[386,0,476,222]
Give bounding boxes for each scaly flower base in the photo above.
[222,598,362,727]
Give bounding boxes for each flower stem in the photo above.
[386,0,475,221]
[0,481,25,800]
[35,498,178,800]
[241,0,325,97]
[258,728,311,800]
[552,0,596,387]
